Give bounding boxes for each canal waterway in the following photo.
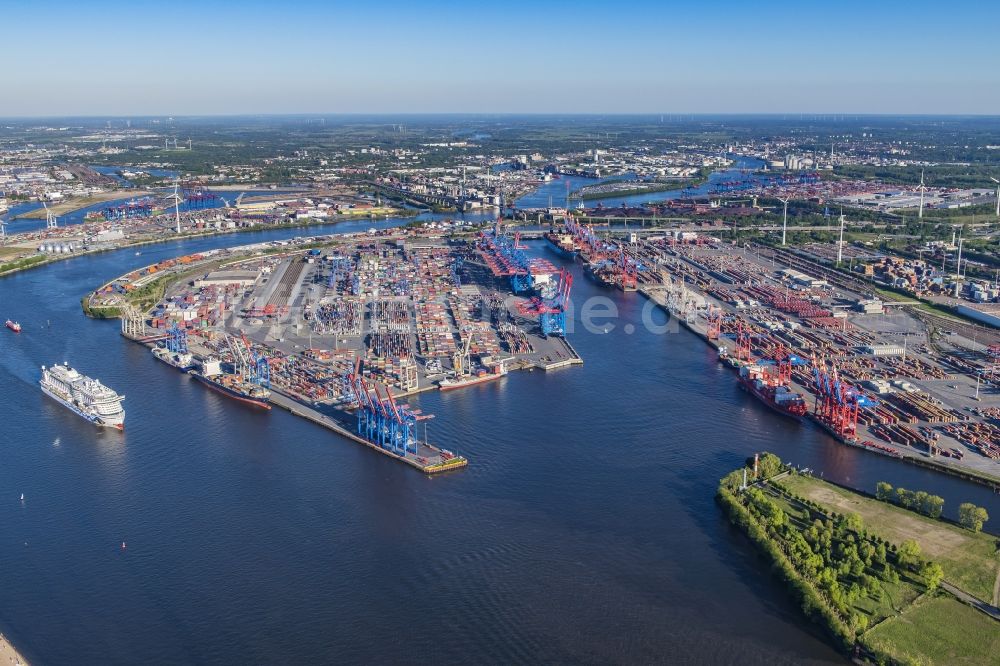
[0,217,997,665]
[5,154,762,237]
[90,165,180,186]
[2,188,307,235]
[515,155,768,211]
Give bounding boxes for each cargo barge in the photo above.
[438,368,506,391]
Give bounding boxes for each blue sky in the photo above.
[2,0,998,115]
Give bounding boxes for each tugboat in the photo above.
[5,319,21,333]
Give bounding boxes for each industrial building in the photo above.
[195,269,261,288]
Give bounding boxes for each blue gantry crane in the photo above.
[517,268,573,337]
[347,359,431,456]
[166,322,189,354]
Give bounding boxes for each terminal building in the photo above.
[778,268,828,289]
[194,269,260,289]
[860,343,906,357]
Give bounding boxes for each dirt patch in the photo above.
[792,483,970,559]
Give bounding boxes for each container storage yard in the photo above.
[91,229,582,472]
[85,212,1000,484]
[546,216,1000,486]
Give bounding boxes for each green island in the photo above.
[717,453,1000,665]
[572,168,712,201]
[574,182,682,201]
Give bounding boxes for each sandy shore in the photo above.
[0,634,28,665]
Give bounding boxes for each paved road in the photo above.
[940,581,1000,620]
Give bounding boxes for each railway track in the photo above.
[268,258,309,307]
[753,244,877,297]
[908,308,1000,348]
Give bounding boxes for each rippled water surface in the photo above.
[0,226,997,665]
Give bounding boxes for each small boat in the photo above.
[19,493,24,502]
[6,319,21,333]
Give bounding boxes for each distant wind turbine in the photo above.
[918,169,926,219]
[990,176,999,218]
[43,201,58,229]
[173,180,181,234]
[777,197,789,246]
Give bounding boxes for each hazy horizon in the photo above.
[4,113,1000,120]
[3,0,998,116]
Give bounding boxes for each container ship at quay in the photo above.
[152,346,196,372]
[544,231,579,259]
[192,358,271,409]
[40,362,126,429]
[737,363,808,419]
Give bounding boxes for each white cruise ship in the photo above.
[40,362,125,429]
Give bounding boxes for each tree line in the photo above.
[717,454,945,657]
[875,481,990,532]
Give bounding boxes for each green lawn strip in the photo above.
[781,475,1000,603]
[863,593,1000,665]
[762,483,924,626]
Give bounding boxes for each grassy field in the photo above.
[864,594,1000,665]
[873,286,920,305]
[764,485,923,623]
[0,255,47,275]
[781,475,1000,604]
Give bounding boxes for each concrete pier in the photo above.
[268,392,468,474]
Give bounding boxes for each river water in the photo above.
[2,188,303,235]
[0,216,998,665]
[516,156,769,211]
[5,155,759,237]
